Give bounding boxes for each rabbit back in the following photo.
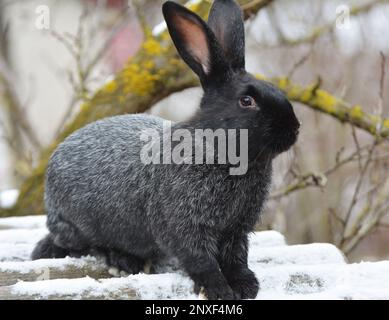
[45,114,164,257]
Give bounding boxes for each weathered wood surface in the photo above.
[0,242,346,287]
[0,258,112,286]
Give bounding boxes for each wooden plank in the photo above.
[0,273,194,300]
[0,258,112,286]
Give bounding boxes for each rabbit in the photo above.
[32,0,300,300]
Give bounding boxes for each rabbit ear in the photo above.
[162,1,229,85]
[208,0,245,71]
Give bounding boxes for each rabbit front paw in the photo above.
[192,272,238,300]
[103,250,145,275]
[194,281,237,300]
[225,268,259,300]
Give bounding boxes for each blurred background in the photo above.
[0,0,389,262]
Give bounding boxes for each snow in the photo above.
[0,228,48,244]
[249,243,346,266]
[0,215,46,230]
[12,277,101,299]
[0,256,104,273]
[1,215,389,300]
[248,231,286,248]
[252,261,389,299]
[0,189,19,209]
[8,260,389,300]
[11,273,199,300]
[0,244,35,262]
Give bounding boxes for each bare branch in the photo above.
[275,0,388,47]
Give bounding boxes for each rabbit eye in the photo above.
[239,96,257,109]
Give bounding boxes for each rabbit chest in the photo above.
[211,162,272,231]
[149,161,272,233]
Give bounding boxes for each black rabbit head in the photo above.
[163,0,300,161]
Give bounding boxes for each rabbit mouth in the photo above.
[254,130,298,162]
[284,131,299,149]
[276,118,300,153]
[271,131,299,155]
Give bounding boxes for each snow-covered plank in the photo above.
[2,261,389,300]
[0,257,112,286]
[0,215,46,230]
[0,214,386,300]
[253,261,389,299]
[0,272,198,300]
[0,229,346,286]
[0,243,346,287]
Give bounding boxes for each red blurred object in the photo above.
[87,0,144,72]
[107,22,144,72]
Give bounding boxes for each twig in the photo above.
[342,203,389,254]
[261,0,389,47]
[52,6,131,135]
[341,141,377,240]
[0,57,42,151]
[377,52,386,118]
[287,47,314,79]
[270,172,327,200]
[351,126,363,172]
